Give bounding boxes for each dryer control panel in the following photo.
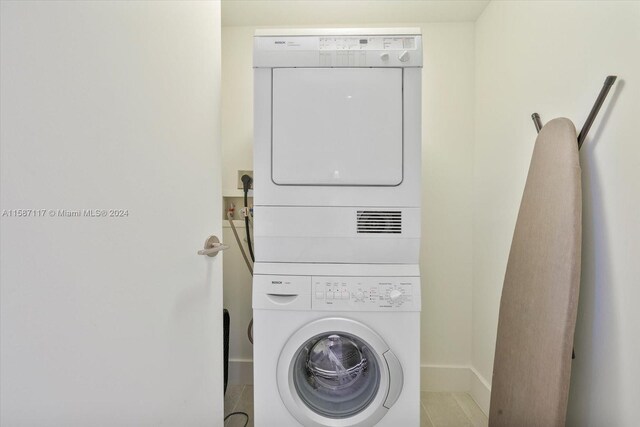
[254,33,423,68]
[312,276,420,311]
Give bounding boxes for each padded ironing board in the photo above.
[489,118,582,426]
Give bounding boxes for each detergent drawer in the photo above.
[253,274,312,310]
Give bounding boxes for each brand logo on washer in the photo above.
[274,41,285,45]
[271,281,282,284]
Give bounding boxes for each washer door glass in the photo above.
[292,332,381,419]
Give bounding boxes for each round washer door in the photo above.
[277,317,404,427]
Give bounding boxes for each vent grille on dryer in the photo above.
[356,211,402,234]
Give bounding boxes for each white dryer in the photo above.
[253,263,421,427]
[253,28,422,265]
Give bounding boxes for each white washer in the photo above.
[253,263,421,427]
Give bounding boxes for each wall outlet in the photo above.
[237,170,253,190]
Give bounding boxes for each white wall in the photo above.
[221,27,257,384]
[419,23,475,390]
[220,23,476,388]
[221,26,255,196]
[472,1,640,422]
[222,221,254,384]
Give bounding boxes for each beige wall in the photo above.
[221,23,476,387]
[473,1,640,421]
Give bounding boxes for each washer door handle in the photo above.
[266,293,299,305]
[383,349,404,409]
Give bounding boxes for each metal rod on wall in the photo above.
[577,75,617,149]
[532,113,543,133]
[530,75,617,147]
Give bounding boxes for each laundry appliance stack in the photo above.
[252,28,423,427]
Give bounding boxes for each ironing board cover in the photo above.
[489,118,582,426]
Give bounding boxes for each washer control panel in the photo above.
[312,276,420,311]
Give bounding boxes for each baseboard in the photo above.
[233,360,490,414]
[228,359,253,385]
[421,365,490,416]
[469,367,491,415]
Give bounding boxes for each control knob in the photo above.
[398,51,410,62]
[380,53,390,61]
[388,289,403,303]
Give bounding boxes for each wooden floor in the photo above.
[224,385,488,427]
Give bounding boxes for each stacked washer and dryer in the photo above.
[252,28,423,426]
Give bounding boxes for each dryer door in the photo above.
[272,68,403,186]
[277,317,403,427]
